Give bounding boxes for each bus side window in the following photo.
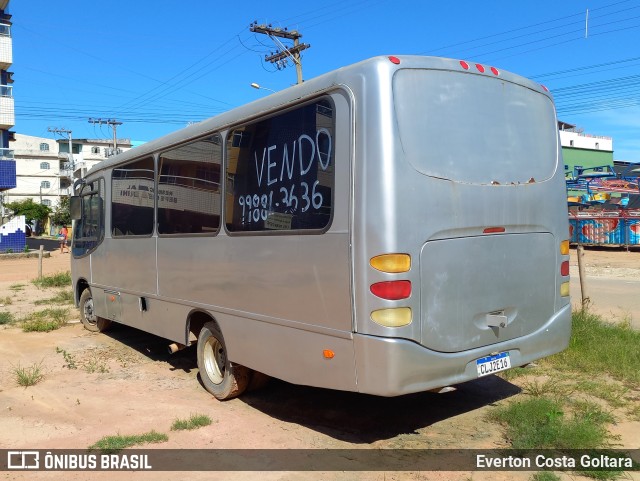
[111,157,155,238]
[157,134,222,236]
[225,98,335,234]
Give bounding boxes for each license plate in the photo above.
[476,352,511,377]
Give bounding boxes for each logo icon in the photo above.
[7,451,40,470]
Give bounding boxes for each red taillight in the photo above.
[475,63,485,73]
[483,226,505,234]
[370,281,412,300]
[541,84,550,92]
[389,56,400,65]
[460,60,469,70]
[561,261,569,277]
[490,67,499,76]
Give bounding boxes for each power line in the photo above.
[467,13,640,63]
[285,0,388,31]
[531,56,640,79]
[418,0,635,57]
[13,0,640,134]
[115,28,247,114]
[116,39,250,115]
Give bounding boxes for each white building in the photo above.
[4,133,132,208]
[5,134,61,207]
[559,130,613,152]
[558,121,614,176]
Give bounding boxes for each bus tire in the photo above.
[79,289,112,333]
[197,321,249,400]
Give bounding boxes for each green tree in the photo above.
[5,198,51,224]
[50,196,71,226]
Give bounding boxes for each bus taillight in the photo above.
[370,280,411,300]
[560,240,570,296]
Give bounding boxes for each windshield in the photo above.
[393,69,558,184]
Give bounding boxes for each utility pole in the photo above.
[88,118,123,155]
[250,22,310,84]
[48,127,73,170]
[48,127,73,199]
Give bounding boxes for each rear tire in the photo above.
[79,288,112,333]
[197,321,249,400]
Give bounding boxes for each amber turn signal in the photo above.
[370,254,411,273]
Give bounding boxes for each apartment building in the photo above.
[4,134,132,208]
[0,0,14,205]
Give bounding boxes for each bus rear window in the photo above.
[393,69,558,184]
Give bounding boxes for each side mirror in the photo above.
[70,196,82,220]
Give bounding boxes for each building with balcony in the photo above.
[5,134,64,207]
[0,0,14,206]
[3,134,133,209]
[57,137,133,181]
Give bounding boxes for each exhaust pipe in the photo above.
[168,343,187,354]
[428,386,457,394]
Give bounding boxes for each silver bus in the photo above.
[71,55,571,400]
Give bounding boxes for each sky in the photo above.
[10,0,640,161]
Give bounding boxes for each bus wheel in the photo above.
[79,289,112,333]
[197,321,249,400]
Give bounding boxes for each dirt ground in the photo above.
[568,246,640,328]
[0,247,638,481]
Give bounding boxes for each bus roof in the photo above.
[85,55,552,177]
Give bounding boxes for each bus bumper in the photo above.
[353,303,571,397]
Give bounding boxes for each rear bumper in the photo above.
[353,303,571,397]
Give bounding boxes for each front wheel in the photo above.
[197,321,249,400]
[79,289,112,333]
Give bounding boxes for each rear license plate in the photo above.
[476,352,511,377]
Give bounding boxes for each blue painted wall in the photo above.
[0,159,16,189]
[0,216,26,253]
